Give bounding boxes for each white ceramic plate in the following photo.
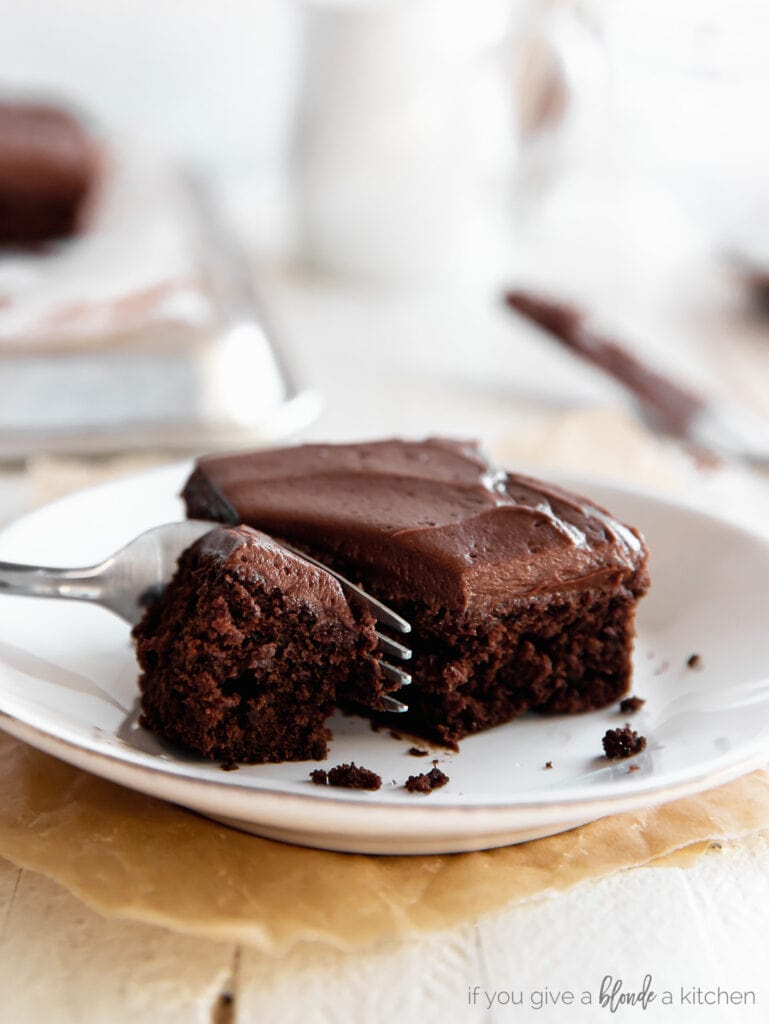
[0,463,768,854]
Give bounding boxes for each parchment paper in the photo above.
[1,732,768,954]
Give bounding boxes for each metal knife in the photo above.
[505,289,769,466]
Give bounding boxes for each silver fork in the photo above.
[0,521,412,712]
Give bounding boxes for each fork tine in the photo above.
[350,591,411,635]
[278,541,413,710]
[379,694,408,713]
[381,662,412,687]
[376,632,411,661]
[280,543,411,634]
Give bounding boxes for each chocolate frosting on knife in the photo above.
[183,439,646,612]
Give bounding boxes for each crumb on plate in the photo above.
[602,725,647,760]
[619,695,645,714]
[310,762,382,790]
[405,767,449,794]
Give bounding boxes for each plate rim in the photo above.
[2,710,768,849]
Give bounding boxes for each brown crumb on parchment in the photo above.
[405,767,449,794]
[602,725,647,760]
[687,653,702,669]
[545,761,553,769]
[408,747,429,757]
[220,761,239,772]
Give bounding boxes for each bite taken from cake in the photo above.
[133,525,391,764]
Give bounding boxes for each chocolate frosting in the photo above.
[193,524,359,629]
[183,439,647,612]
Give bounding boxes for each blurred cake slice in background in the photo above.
[0,100,99,245]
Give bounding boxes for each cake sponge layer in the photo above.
[133,525,385,763]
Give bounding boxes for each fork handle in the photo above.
[0,561,104,604]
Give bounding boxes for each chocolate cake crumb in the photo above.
[432,759,440,767]
[389,730,403,741]
[628,764,640,773]
[408,746,429,757]
[687,653,702,669]
[405,774,431,794]
[619,695,645,714]
[310,769,328,785]
[405,767,450,794]
[602,725,647,760]
[220,761,239,772]
[545,761,553,769]
[327,762,382,790]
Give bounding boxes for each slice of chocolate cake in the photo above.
[133,525,386,763]
[0,101,98,244]
[183,439,650,746]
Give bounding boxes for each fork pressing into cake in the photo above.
[0,521,412,712]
